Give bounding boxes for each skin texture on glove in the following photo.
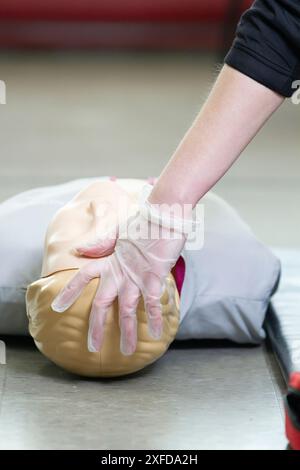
[26,179,180,377]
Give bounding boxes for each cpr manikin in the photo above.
[0,176,280,377]
[26,180,180,377]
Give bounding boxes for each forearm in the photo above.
[149,64,284,208]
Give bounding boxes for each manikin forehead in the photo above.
[50,181,132,238]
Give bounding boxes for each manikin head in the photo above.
[26,179,180,377]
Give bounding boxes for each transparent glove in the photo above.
[51,185,194,356]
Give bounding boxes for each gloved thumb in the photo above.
[74,227,118,258]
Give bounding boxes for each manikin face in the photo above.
[27,179,180,377]
[41,179,139,277]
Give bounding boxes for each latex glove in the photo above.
[51,185,193,355]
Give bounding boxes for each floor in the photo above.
[0,50,299,450]
[0,338,286,450]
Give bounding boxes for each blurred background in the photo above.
[0,0,299,245]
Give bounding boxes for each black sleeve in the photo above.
[224,0,300,97]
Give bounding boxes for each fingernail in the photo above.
[120,333,136,356]
[73,241,97,252]
[87,337,99,353]
[120,318,137,356]
[120,342,135,356]
[51,299,67,313]
[149,322,163,340]
[87,325,101,353]
[73,247,86,255]
[82,240,100,248]
[71,247,82,256]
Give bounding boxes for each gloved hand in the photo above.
[51,185,194,356]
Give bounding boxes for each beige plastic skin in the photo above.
[26,179,180,377]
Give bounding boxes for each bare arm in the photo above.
[149,65,284,208]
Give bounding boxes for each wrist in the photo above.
[139,184,196,235]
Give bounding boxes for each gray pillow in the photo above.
[0,178,280,343]
[179,192,280,343]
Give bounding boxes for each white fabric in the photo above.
[0,178,280,342]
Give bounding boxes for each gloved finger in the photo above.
[118,279,141,356]
[142,274,164,340]
[51,259,106,313]
[74,227,118,258]
[87,269,118,353]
